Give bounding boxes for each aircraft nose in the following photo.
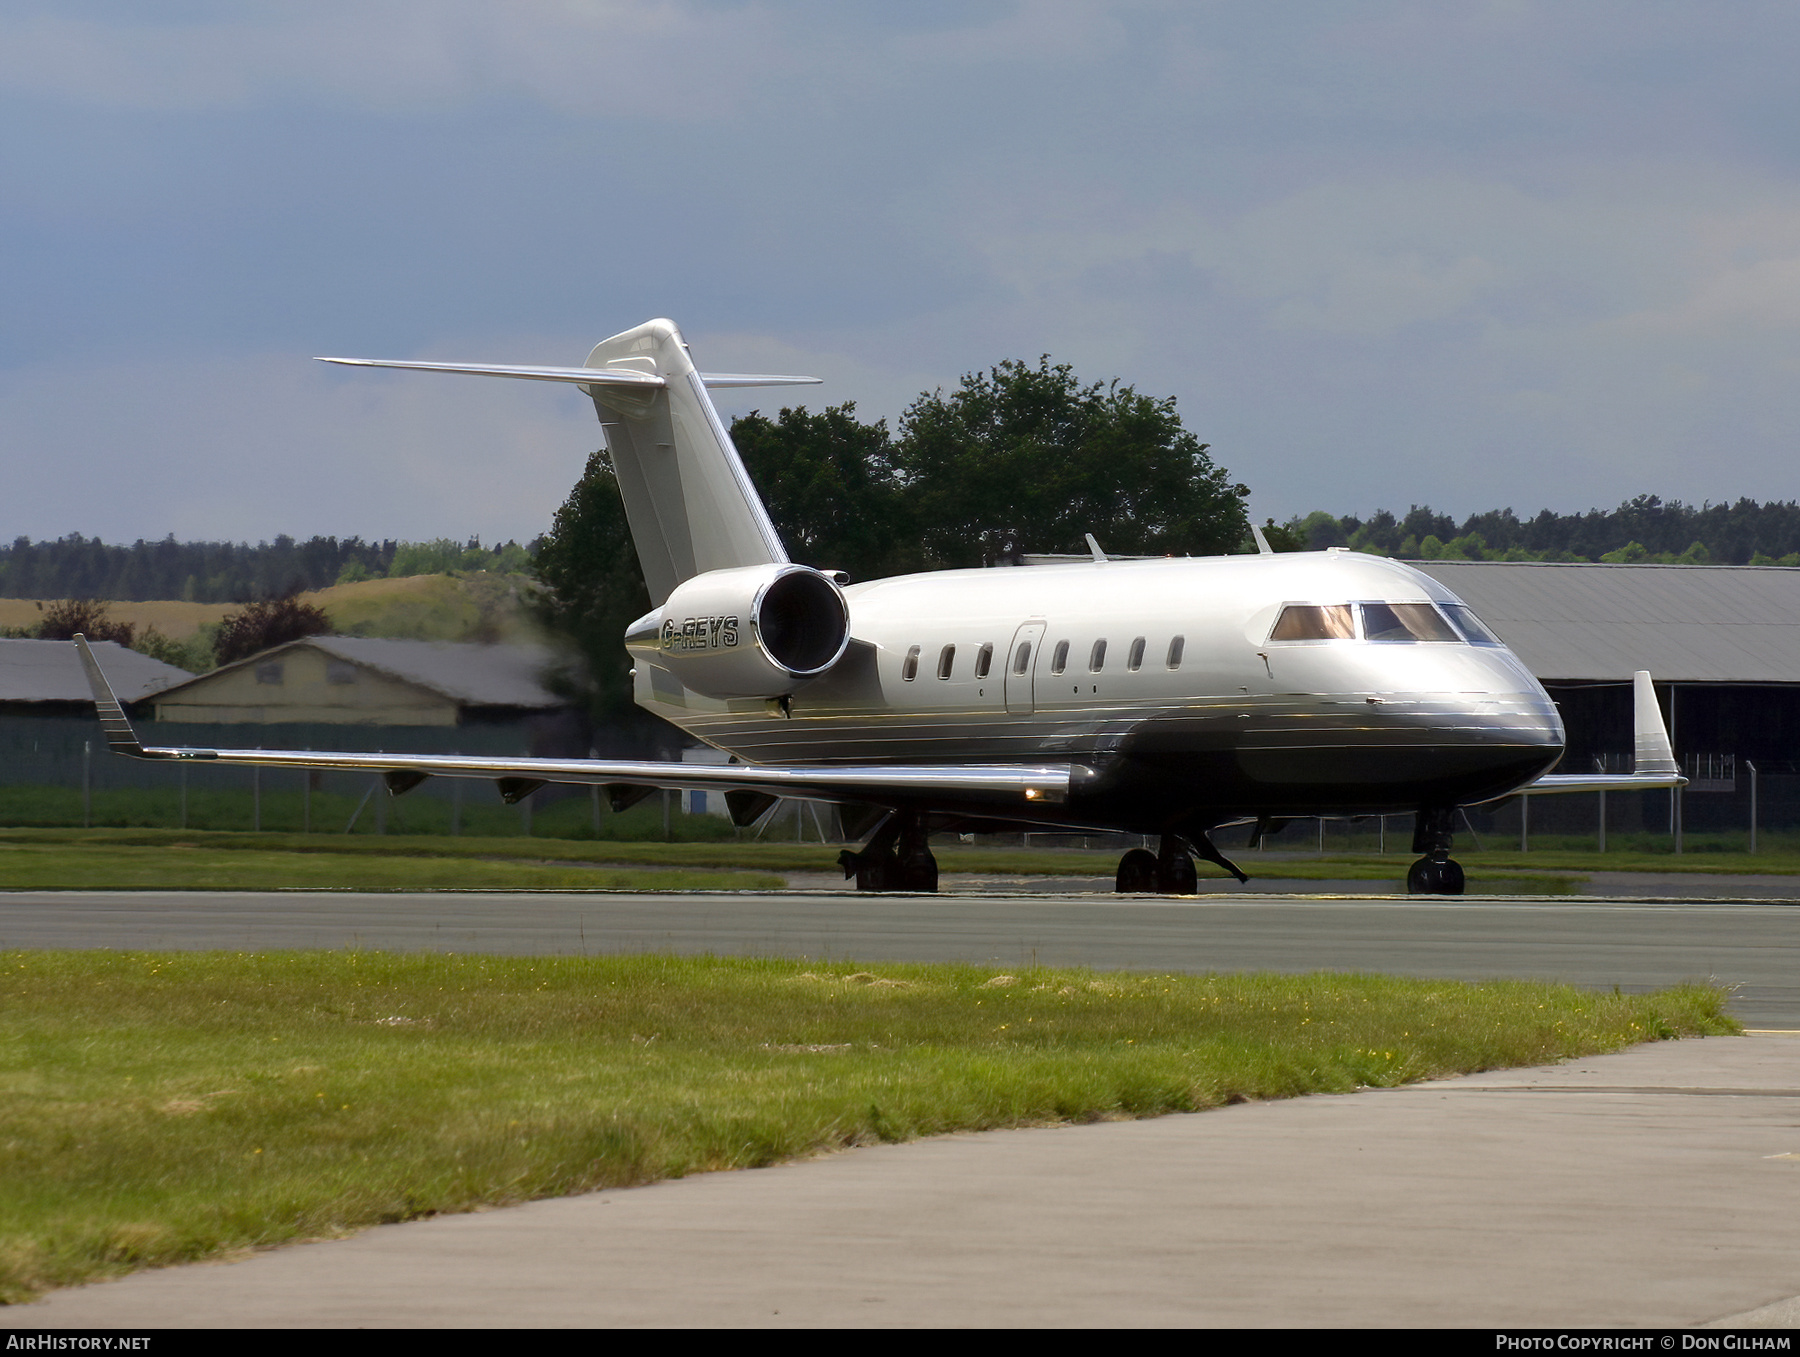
[1459,653,1565,791]
[1493,653,1565,747]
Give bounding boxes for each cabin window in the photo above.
[1050,640,1070,674]
[937,644,956,679]
[1442,604,1502,645]
[1359,602,1458,643]
[326,661,358,686]
[1166,636,1185,669]
[255,662,284,685]
[1127,637,1146,671]
[1012,640,1032,674]
[1089,639,1107,672]
[1270,604,1356,641]
[902,645,921,680]
[975,643,994,678]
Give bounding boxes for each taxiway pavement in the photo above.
[25,1033,1800,1328]
[3,886,1795,1024]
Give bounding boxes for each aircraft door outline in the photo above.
[1005,620,1046,715]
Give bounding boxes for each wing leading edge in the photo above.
[72,636,1071,818]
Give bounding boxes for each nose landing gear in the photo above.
[1408,807,1466,895]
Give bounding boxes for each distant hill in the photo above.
[0,535,536,603]
[308,571,542,645]
[0,571,544,673]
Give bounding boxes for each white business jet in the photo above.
[76,318,1685,895]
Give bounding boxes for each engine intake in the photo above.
[627,563,850,698]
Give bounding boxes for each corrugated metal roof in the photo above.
[306,637,563,708]
[149,637,565,710]
[0,638,193,704]
[1413,561,1800,683]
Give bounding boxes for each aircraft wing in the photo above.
[1516,670,1687,794]
[73,636,1071,823]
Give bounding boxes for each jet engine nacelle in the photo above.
[627,563,851,699]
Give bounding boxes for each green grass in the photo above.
[0,950,1738,1302]
[0,828,1585,894]
[0,827,781,893]
[0,785,740,841]
[0,842,781,893]
[1292,846,1800,884]
[3,824,1797,896]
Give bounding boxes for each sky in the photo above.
[3,1,1798,547]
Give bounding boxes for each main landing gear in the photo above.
[838,811,938,892]
[1114,833,1247,895]
[1407,807,1466,896]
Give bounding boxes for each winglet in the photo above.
[1633,671,1679,776]
[73,634,145,755]
[1251,522,1274,555]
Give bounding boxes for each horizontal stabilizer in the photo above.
[694,373,824,388]
[316,357,819,389]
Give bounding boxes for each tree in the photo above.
[732,404,909,581]
[530,450,672,754]
[526,359,1249,734]
[213,595,332,666]
[1293,511,1347,550]
[34,598,134,645]
[892,358,1248,568]
[1257,518,1308,552]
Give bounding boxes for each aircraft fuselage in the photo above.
[632,548,1565,836]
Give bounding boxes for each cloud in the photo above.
[0,344,602,544]
[5,3,1800,537]
[0,1,785,119]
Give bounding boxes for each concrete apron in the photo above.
[27,1033,1800,1329]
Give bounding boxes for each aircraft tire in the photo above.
[1158,851,1199,895]
[897,846,939,893]
[855,850,897,891]
[1115,848,1159,893]
[1406,857,1466,896]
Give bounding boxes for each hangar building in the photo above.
[147,636,563,728]
[1415,560,1800,836]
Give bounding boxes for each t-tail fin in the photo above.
[581,319,786,606]
[318,318,820,606]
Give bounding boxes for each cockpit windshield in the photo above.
[1440,603,1502,645]
[1359,602,1459,643]
[1268,604,1355,640]
[1268,600,1483,645]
